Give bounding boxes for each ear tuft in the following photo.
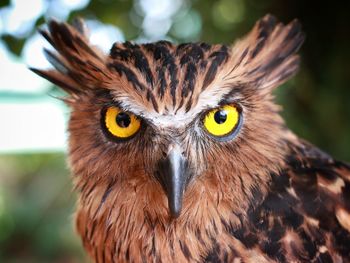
[71,17,89,36]
[225,14,305,91]
[31,19,111,97]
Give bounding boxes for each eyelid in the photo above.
[218,98,241,107]
[201,103,243,141]
[103,102,139,118]
[200,102,242,119]
[100,106,143,142]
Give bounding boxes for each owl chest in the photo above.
[75,204,252,262]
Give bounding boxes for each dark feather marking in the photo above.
[251,23,304,78]
[74,36,103,61]
[298,229,317,260]
[49,20,102,63]
[179,240,192,260]
[274,58,300,83]
[223,250,229,263]
[284,20,302,43]
[157,40,172,47]
[146,90,159,112]
[93,180,115,219]
[86,60,111,79]
[44,20,102,65]
[116,243,121,257]
[342,181,350,211]
[110,247,115,263]
[202,45,229,90]
[103,223,113,245]
[175,42,191,55]
[219,85,244,104]
[263,174,298,216]
[101,245,106,263]
[125,247,130,261]
[126,42,154,86]
[38,28,55,47]
[182,62,197,97]
[28,68,81,95]
[83,181,98,201]
[318,252,333,263]
[179,43,204,66]
[48,20,76,50]
[250,37,266,59]
[204,243,221,263]
[184,95,193,113]
[94,247,99,263]
[212,219,218,234]
[72,17,86,35]
[151,235,156,256]
[170,72,178,107]
[110,44,130,61]
[199,42,211,51]
[223,47,249,80]
[142,254,148,263]
[246,57,282,78]
[232,227,259,249]
[108,62,146,91]
[121,41,135,49]
[280,35,304,62]
[133,48,154,86]
[174,97,185,115]
[156,66,167,99]
[238,175,249,199]
[283,207,304,229]
[195,227,205,245]
[200,60,208,70]
[146,42,178,106]
[88,219,97,240]
[250,184,265,206]
[204,242,236,263]
[264,220,285,261]
[111,42,154,86]
[238,48,249,66]
[227,141,350,262]
[328,210,350,257]
[257,14,277,39]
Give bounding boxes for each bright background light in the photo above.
[0,0,194,153]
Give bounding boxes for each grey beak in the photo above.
[157,145,189,218]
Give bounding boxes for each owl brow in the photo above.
[102,100,143,120]
[218,85,246,105]
[107,62,146,92]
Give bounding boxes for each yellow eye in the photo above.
[104,106,141,139]
[203,105,241,138]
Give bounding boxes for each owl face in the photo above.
[33,15,304,221]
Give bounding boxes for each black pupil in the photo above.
[116,112,131,128]
[214,110,227,124]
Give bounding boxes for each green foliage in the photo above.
[0,154,85,262]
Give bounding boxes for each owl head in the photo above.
[32,15,304,224]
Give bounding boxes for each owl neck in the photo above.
[74,130,299,262]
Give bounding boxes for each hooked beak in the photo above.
[156,145,190,218]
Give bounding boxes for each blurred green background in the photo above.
[0,0,349,262]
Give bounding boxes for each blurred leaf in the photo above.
[0,35,26,57]
[0,0,10,8]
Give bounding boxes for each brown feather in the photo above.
[31,15,350,263]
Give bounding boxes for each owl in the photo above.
[31,15,350,262]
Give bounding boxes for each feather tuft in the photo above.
[224,14,305,91]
